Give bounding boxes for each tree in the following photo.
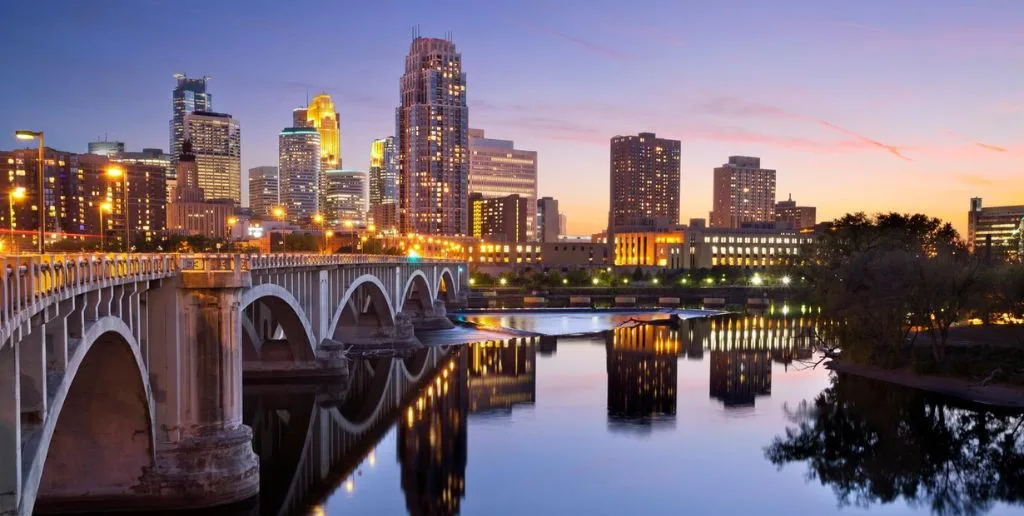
[565,268,590,286]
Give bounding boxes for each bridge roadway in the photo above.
[0,253,465,515]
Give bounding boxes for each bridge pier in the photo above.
[137,269,259,510]
[0,339,19,515]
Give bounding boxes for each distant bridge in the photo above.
[0,253,465,516]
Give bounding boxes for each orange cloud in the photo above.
[975,142,1008,152]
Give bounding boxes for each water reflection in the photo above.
[242,314,823,515]
[765,374,1024,515]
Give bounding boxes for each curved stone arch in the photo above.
[399,270,434,314]
[21,316,155,515]
[239,283,317,361]
[330,359,397,435]
[435,267,458,305]
[327,274,398,342]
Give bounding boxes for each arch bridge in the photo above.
[0,253,465,516]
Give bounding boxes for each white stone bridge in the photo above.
[0,253,465,515]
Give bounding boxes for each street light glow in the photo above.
[781,276,792,286]
[100,201,113,212]
[15,130,39,141]
[10,187,25,200]
[272,207,286,219]
[105,167,124,178]
[751,274,763,286]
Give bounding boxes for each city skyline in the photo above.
[1,1,1021,237]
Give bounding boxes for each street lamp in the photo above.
[226,216,239,251]
[105,166,129,251]
[8,187,25,252]
[15,130,44,254]
[312,213,325,253]
[99,201,113,252]
[781,275,792,286]
[272,206,286,220]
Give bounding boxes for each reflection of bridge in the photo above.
[0,253,464,515]
[245,346,456,516]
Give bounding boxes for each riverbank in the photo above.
[827,360,1024,409]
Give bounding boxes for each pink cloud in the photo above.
[498,14,627,60]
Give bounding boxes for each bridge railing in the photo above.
[0,253,463,344]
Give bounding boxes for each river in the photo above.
[241,310,1024,516]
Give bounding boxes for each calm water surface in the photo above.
[243,311,1024,516]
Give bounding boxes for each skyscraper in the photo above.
[396,36,469,235]
[170,74,211,164]
[183,111,241,203]
[112,148,174,202]
[167,140,234,238]
[537,196,560,242]
[278,127,321,220]
[609,132,681,232]
[710,156,777,228]
[248,166,279,218]
[369,137,398,206]
[468,128,538,240]
[323,169,367,225]
[305,94,341,169]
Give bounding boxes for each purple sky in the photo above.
[2,0,1022,235]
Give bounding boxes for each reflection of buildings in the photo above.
[709,350,771,407]
[399,352,468,516]
[538,335,558,356]
[605,326,678,427]
[467,339,536,414]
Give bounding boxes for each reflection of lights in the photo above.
[368,450,376,467]
[345,479,355,493]
[311,506,326,516]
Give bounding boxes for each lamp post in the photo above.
[313,213,325,253]
[8,187,25,252]
[99,201,113,252]
[226,216,238,252]
[105,166,129,252]
[14,130,44,254]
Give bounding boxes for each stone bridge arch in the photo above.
[327,275,406,348]
[436,267,458,307]
[23,316,155,514]
[240,283,318,365]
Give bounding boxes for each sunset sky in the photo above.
[2,0,1021,236]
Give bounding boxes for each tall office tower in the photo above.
[170,74,211,165]
[536,196,560,242]
[112,148,174,202]
[710,156,777,229]
[469,193,528,243]
[183,111,241,203]
[248,166,280,218]
[323,169,368,224]
[609,132,681,232]
[369,137,398,206]
[396,36,469,235]
[774,194,816,230]
[468,128,538,240]
[305,94,341,169]
[292,107,308,127]
[167,140,234,238]
[88,140,124,156]
[278,127,321,220]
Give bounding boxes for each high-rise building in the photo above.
[167,140,235,238]
[469,193,528,243]
[304,94,341,170]
[112,148,174,203]
[468,128,538,240]
[369,137,398,206]
[323,169,367,225]
[396,36,469,235]
[248,166,279,218]
[88,140,124,156]
[774,194,816,230]
[278,127,321,221]
[0,147,79,251]
[292,107,308,128]
[79,154,167,247]
[967,197,1024,258]
[609,132,681,232]
[183,111,241,203]
[710,156,777,229]
[170,74,211,165]
[537,197,560,242]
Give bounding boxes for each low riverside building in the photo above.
[612,220,814,270]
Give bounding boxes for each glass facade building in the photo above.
[183,111,241,204]
[323,169,367,225]
[278,127,321,220]
[468,128,537,241]
[169,74,211,165]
